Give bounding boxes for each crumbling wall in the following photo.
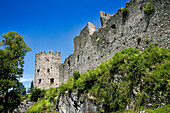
[59,0,170,85]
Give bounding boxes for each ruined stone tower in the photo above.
[34,51,61,89]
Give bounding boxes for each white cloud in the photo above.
[19,74,34,82]
[20,78,33,82]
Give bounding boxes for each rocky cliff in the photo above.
[58,91,103,113]
[13,100,34,113]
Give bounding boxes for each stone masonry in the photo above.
[35,0,170,89]
[34,51,61,89]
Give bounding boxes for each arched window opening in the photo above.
[39,79,41,84]
[111,24,116,29]
[68,60,70,67]
[137,38,141,45]
[37,69,40,73]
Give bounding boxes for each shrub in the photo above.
[164,3,166,8]
[84,40,87,43]
[145,38,149,45]
[122,7,129,17]
[45,88,57,99]
[30,88,45,102]
[96,38,100,45]
[27,99,53,113]
[143,2,155,15]
[73,71,80,80]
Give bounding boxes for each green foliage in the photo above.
[27,80,34,93]
[164,3,166,8]
[30,88,46,102]
[96,38,100,45]
[143,2,155,15]
[45,88,57,99]
[122,7,129,17]
[73,71,80,80]
[145,38,149,45]
[26,99,53,113]
[123,104,170,113]
[0,31,31,112]
[0,105,3,112]
[84,40,87,43]
[145,104,170,113]
[29,43,169,112]
[61,44,169,112]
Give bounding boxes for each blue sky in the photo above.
[0,0,128,90]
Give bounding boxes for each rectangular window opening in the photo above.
[50,78,54,85]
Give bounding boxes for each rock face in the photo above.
[13,100,34,113]
[58,92,103,113]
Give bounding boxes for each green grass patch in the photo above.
[143,2,155,15]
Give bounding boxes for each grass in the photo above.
[143,2,155,15]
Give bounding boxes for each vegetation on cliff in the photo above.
[27,44,170,113]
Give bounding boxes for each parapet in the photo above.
[56,51,61,57]
[47,51,53,54]
[80,22,96,36]
[100,11,111,26]
[87,22,96,35]
[36,51,61,56]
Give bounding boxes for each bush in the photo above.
[143,2,155,15]
[122,7,129,17]
[27,99,53,113]
[96,38,100,45]
[30,88,46,102]
[73,71,80,80]
[145,38,149,45]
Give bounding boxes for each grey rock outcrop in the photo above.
[13,100,34,113]
[58,92,103,113]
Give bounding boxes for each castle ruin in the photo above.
[34,0,170,89]
[34,51,61,89]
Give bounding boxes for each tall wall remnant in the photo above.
[35,0,170,89]
[34,51,61,89]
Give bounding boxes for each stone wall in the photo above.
[59,0,170,85]
[34,51,61,89]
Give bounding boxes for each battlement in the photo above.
[36,51,61,56]
[73,22,96,52]
[100,11,111,26]
[79,22,96,36]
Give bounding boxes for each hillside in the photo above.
[26,44,170,113]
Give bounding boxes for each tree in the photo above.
[28,80,34,93]
[0,31,31,112]
[30,88,45,102]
